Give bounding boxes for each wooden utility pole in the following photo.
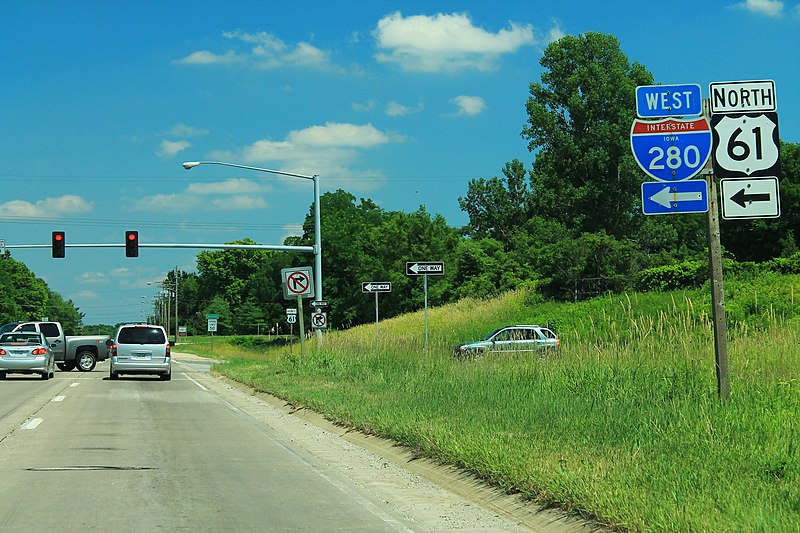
[705,169,731,399]
[702,97,731,400]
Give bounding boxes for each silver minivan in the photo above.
[110,324,171,380]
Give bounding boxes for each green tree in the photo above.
[450,238,526,300]
[458,159,532,246]
[0,252,51,321]
[536,231,644,300]
[203,295,232,335]
[233,295,266,334]
[521,32,653,238]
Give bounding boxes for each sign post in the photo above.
[406,262,444,350]
[206,313,219,352]
[281,267,314,358]
[362,282,392,342]
[704,167,730,399]
[705,79,780,398]
[297,296,305,359]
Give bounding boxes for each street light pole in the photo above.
[182,161,323,342]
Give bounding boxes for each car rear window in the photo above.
[0,333,41,344]
[118,327,166,345]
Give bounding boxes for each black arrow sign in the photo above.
[731,188,771,208]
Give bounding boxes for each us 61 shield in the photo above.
[711,112,780,179]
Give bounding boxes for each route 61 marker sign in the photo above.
[711,112,780,179]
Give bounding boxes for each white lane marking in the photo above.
[21,418,43,430]
[69,383,79,388]
[52,396,65,402]
[183,373,208,391]
[182,372,241,413]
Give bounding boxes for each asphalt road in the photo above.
[0,354,583,532]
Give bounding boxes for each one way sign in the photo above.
[405,261,445,276]
[362,282,392,293]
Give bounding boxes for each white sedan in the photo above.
[0,331,56,380]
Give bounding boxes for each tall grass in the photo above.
[180,275,800,531]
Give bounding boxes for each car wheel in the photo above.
[109,370,118,380]
[160,371,171,381]
[76,351,97,372]
[0,371,6,379]
[41,371,49,380]
[57,363,75,372]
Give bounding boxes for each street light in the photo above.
[182,160,323,341]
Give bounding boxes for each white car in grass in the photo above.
[454,325,560,357]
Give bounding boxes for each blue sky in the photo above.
[2,0,798,325]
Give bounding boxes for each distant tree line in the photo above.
[0,251,83,333]
[3,33,797,335]
[155,32,799,335]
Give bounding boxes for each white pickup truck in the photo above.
[11,321,110,372]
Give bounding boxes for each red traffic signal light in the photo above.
[125,231,138,257]
[52,231,65,258]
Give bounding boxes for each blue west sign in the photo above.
[642,180,708,215]
[636,84,702,118]
[630,117,712,182]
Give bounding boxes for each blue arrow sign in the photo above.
[631,117,711,182]
[642,180,708,215]
[636,84,702,118]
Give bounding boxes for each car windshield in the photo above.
[0,333,42,345]
[118,327,166,345]
[482,328,505,341]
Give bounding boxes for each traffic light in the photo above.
[125,231,138,257]
[52,231,65,258]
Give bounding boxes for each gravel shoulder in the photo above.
[173,353,605,532]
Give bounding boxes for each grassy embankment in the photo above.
[179,273,800,531]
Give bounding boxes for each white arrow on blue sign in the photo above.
[642,180,708,215]
[631,117,711,182]
[636,84,702,118]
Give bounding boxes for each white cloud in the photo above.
[168,123,209,137]
[373,11,536,73]
[128,179,270,212]
[733,0,784,17]
[176,31,341,72]
[288,122,402,147]
[158,139,191,158]
[207,122,404,190]
[174,50,241,65]
[386,100,424,116]
[78,272,108,285]
[186,178,270,196]
[547,20,566,42]
[352,100,377,112]
[0,195,94,217]
[69,290,100,300]
[450,95,486,116]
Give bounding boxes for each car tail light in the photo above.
[0,349,5,355]
[111,343,117,357]
[31,348,47,355]
[556,339,561,348]
[166,344,170,357]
